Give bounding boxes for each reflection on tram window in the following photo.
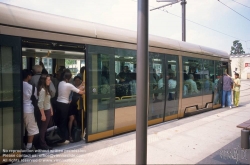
[202,59,214,95]
[149,53,164,120]
[115,49,136,108]
[183,57,215,97]
[183,57,202,97]
[164,55,179,117]
[167,72,177,101]
[22,56,27,69]
[213,61,223,105]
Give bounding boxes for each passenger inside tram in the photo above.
[213,74,222,104]
[168,72,177,100]
[203,74,211,92]
[183,70,189,81]
[152,68,160,102]
[129,73,136,95]
[184,74,200,95]
[116,66,132,97]
[56,69,85,143]
[68,76,83,143]
[100,66,110,94]
[118,66,131,83]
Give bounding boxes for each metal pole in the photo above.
[181,0,186,41]
[136,0,148,164]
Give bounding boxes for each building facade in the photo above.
[230,54,250,79]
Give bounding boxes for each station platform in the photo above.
[15,80,250,164]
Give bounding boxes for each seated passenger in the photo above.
[185,74,199,94]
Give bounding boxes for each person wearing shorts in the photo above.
[23,69,39,150]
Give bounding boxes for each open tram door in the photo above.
[21,38,87,142]
[213,61,230,109]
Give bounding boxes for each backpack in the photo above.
[31,85,40,125]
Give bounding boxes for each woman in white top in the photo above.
[37,74,53,150]
[56,70,84,143]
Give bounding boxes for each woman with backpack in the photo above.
[37,74,53,150]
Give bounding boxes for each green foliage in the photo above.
[230,40,245,55]
[65,59,76,67]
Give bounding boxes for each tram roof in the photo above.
[0,3,229,58]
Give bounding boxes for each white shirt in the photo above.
[57,81,80,103]
[38,88,51,110]
[23,81,37,113]
[168,79,177,94]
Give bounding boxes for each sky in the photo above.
[0,0,249,54]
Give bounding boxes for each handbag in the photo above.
[45,119,62,145]
[71,127,82,142]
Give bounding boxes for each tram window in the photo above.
[22,56,27,69]
[202,59,214,95]
[214,61,223,105]
[115,49,136,108]
[182,56,202,97]
[34,57,53,74]
[65,59,83,77]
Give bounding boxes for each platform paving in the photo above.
[14,80,250,164]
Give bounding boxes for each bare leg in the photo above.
[68,115,74,141]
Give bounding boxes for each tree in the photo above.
[237,58,244,78]
[65,59,76,68]
[230,40,245,55]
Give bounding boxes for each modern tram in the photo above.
[0,2,230,158]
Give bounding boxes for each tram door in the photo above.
[0,35,22,159]
[164,55,179,121]
[148,53,165,123]
[87,45,115,142]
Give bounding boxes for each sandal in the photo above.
[69,136,74,143]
